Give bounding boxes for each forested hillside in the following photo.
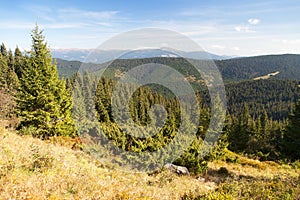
[56,54,300,82]
[56,57,300,121]
[222,79,298,120]
[217,54,300,81]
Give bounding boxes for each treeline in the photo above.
[56,57,300,121]
[0,43,19,125]
[209,79,299,120]
[226,79,299,120]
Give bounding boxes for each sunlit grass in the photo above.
[0,128,209,199]
[0,126,299,199]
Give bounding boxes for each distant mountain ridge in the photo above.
[55,54,300,82]
[51,49,232,62]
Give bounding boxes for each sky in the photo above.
[1,0,300,56]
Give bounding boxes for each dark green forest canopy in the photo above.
[56,55,300,120]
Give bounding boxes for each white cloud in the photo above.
[248,18,260,25]
[144,21,218,37]
[211,44,225,49]
[235,26,251,32]
[0,21,88,30]
[281,39,300,44]
[231,46,240,51]
[58,8,118,20]
[44,23,87,29]
[27,5,56,22]
[234,18,260,33]
[95,22,112,27]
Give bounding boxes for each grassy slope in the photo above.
[0,126,299,200]
[0,127,209,199]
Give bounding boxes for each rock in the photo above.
[196,177,206,182]
[164,163,190,176]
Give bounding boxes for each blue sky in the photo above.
[1,0,300,56]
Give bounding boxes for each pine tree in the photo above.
[17,25,76,139]
[0,43,7,58]
[282,99,300,160]
[228,103,253,152]
[0,44,19,126]
[7,50,14,69]
[0,54,8,88]
[14,47,23,78]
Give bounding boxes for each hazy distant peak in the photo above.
[51,48,233,63]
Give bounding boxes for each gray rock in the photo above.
[164,163,190,176]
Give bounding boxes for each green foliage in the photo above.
[291,160,300,169]
[224,79,299,120]
[17,25,76,139]
[91,74,226,173]
[283,99,300,160]
[0,44,19,127]
[226,103,283,160]
[58,57,300,121]
[14,47,24,78]
[217,54,300,81]
[57,54,300,82]
[0,43,19,92]
[173,139,209,174]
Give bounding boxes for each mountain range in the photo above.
[51,49,233,63]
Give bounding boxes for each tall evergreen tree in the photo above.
[17,25,76,138]
[0,43,7,58]
[0,54,8,88]
[282,99,300,160]
[14,47,24,78]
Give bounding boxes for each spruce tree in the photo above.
[0,54,8,88]
[282,99,300,160]
[0,43,7,58]
[14,47,24,78]
[17,25,76,138]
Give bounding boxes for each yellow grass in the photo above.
[0,128,210,199]
[208,149,299,180]
[0,126,299,199]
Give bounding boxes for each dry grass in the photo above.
[183,150,300,199]
[0,126,299,199]
[208,149,299,180]
[0,127,211,200]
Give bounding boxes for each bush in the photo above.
[217,167,229,175]
[291,160,300,169]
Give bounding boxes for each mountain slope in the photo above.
[0,127,212,199]
[216,54,300,81]
[56,54,300,82]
